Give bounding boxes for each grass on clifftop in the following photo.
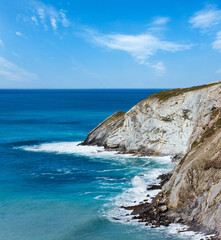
[144,81,221,102]
[102,111,125,126]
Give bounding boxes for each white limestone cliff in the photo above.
[83,81,221,159]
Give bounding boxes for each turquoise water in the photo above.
[0,90,200,240]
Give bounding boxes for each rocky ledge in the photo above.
[82,81,221,238]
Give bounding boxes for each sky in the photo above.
[1,0,221,89]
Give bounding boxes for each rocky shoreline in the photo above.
[82,82,221,238]
[121,172,220,240]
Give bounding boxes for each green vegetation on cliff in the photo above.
[143,81,221,102]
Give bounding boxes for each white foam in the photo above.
[16,141,173,163]
[131,176,147,195]
[103,175,150,223]
[167,224,216,239]
[94,195,105,200]
[16,141,114,158]
[103,172,214,240]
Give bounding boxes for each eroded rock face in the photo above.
[83,81,221,157]
[82,111,126,148]
[163,109,221,237]
[83,81,221,237]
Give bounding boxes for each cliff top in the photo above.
[141,81,221,102]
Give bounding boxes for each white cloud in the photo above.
[0,39,3,47]
[150,62,166,74]
[60,9,69,27]
[34,2,70,31]
[37,8,45,21]
[84,29,192,74]
[21,1,70,31]
[152,17,170,25]
[212,31,221,52]
[148,17,170,33]
[31,16,38,25]
[0,56,38,81]
[189,6,221,30]
[190,6,221,54]
[50,18,57,30]
[16,32,23,37]
[37,8,47,29]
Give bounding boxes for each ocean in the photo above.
[0,89,203,240]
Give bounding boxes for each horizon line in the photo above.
[0,88,170,90]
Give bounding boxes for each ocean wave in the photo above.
[94,195,106,200]
[103,173,213,240]
[15,141,118,158]
[13,140,210,239]
[15,141,173,163]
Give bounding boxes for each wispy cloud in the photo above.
[16,32,23,37]
[50,18,57,31]
[212,31,221,52]
[190,5,221,54]
[189,5,221,31]
[83,29,192,74]
[152,17,170,25]
[21,1,70,31]
[0,39,3,47]
[0,56,38,81]
[31,15,38,25]
[60,10,69,27]
[151,62,166,73]
[148,16,170,33]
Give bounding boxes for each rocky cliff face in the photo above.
[83,81,221,159]
[163,108,221,237]
[83,81,221,237]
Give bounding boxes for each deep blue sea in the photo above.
[0,89,202,240]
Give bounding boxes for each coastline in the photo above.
[104,148,221,239]
[79,142,221,239]
[121,171,219,240]
[107,149,220,239]
[81,82,221,239]
[17,139,219,239]
[96,147,219,239]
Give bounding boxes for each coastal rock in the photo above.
[83,81,221,237]
[83,81,221,157]
[159,205,168,212]
[164,108,221,237]
[81,111,125,148]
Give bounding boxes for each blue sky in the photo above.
[1,0,221,88]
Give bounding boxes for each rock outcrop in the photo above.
[83,81,221,159]
[82,81,221,237]
[82,111,125,148]
[128,108,221,237]
[163,108,221,237]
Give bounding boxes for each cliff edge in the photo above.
[83,81,221,159]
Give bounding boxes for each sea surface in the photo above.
[0,89,204,240]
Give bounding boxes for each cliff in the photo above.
[82,81,221,237]
[83,81,221,159]
[163,107,221,237]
